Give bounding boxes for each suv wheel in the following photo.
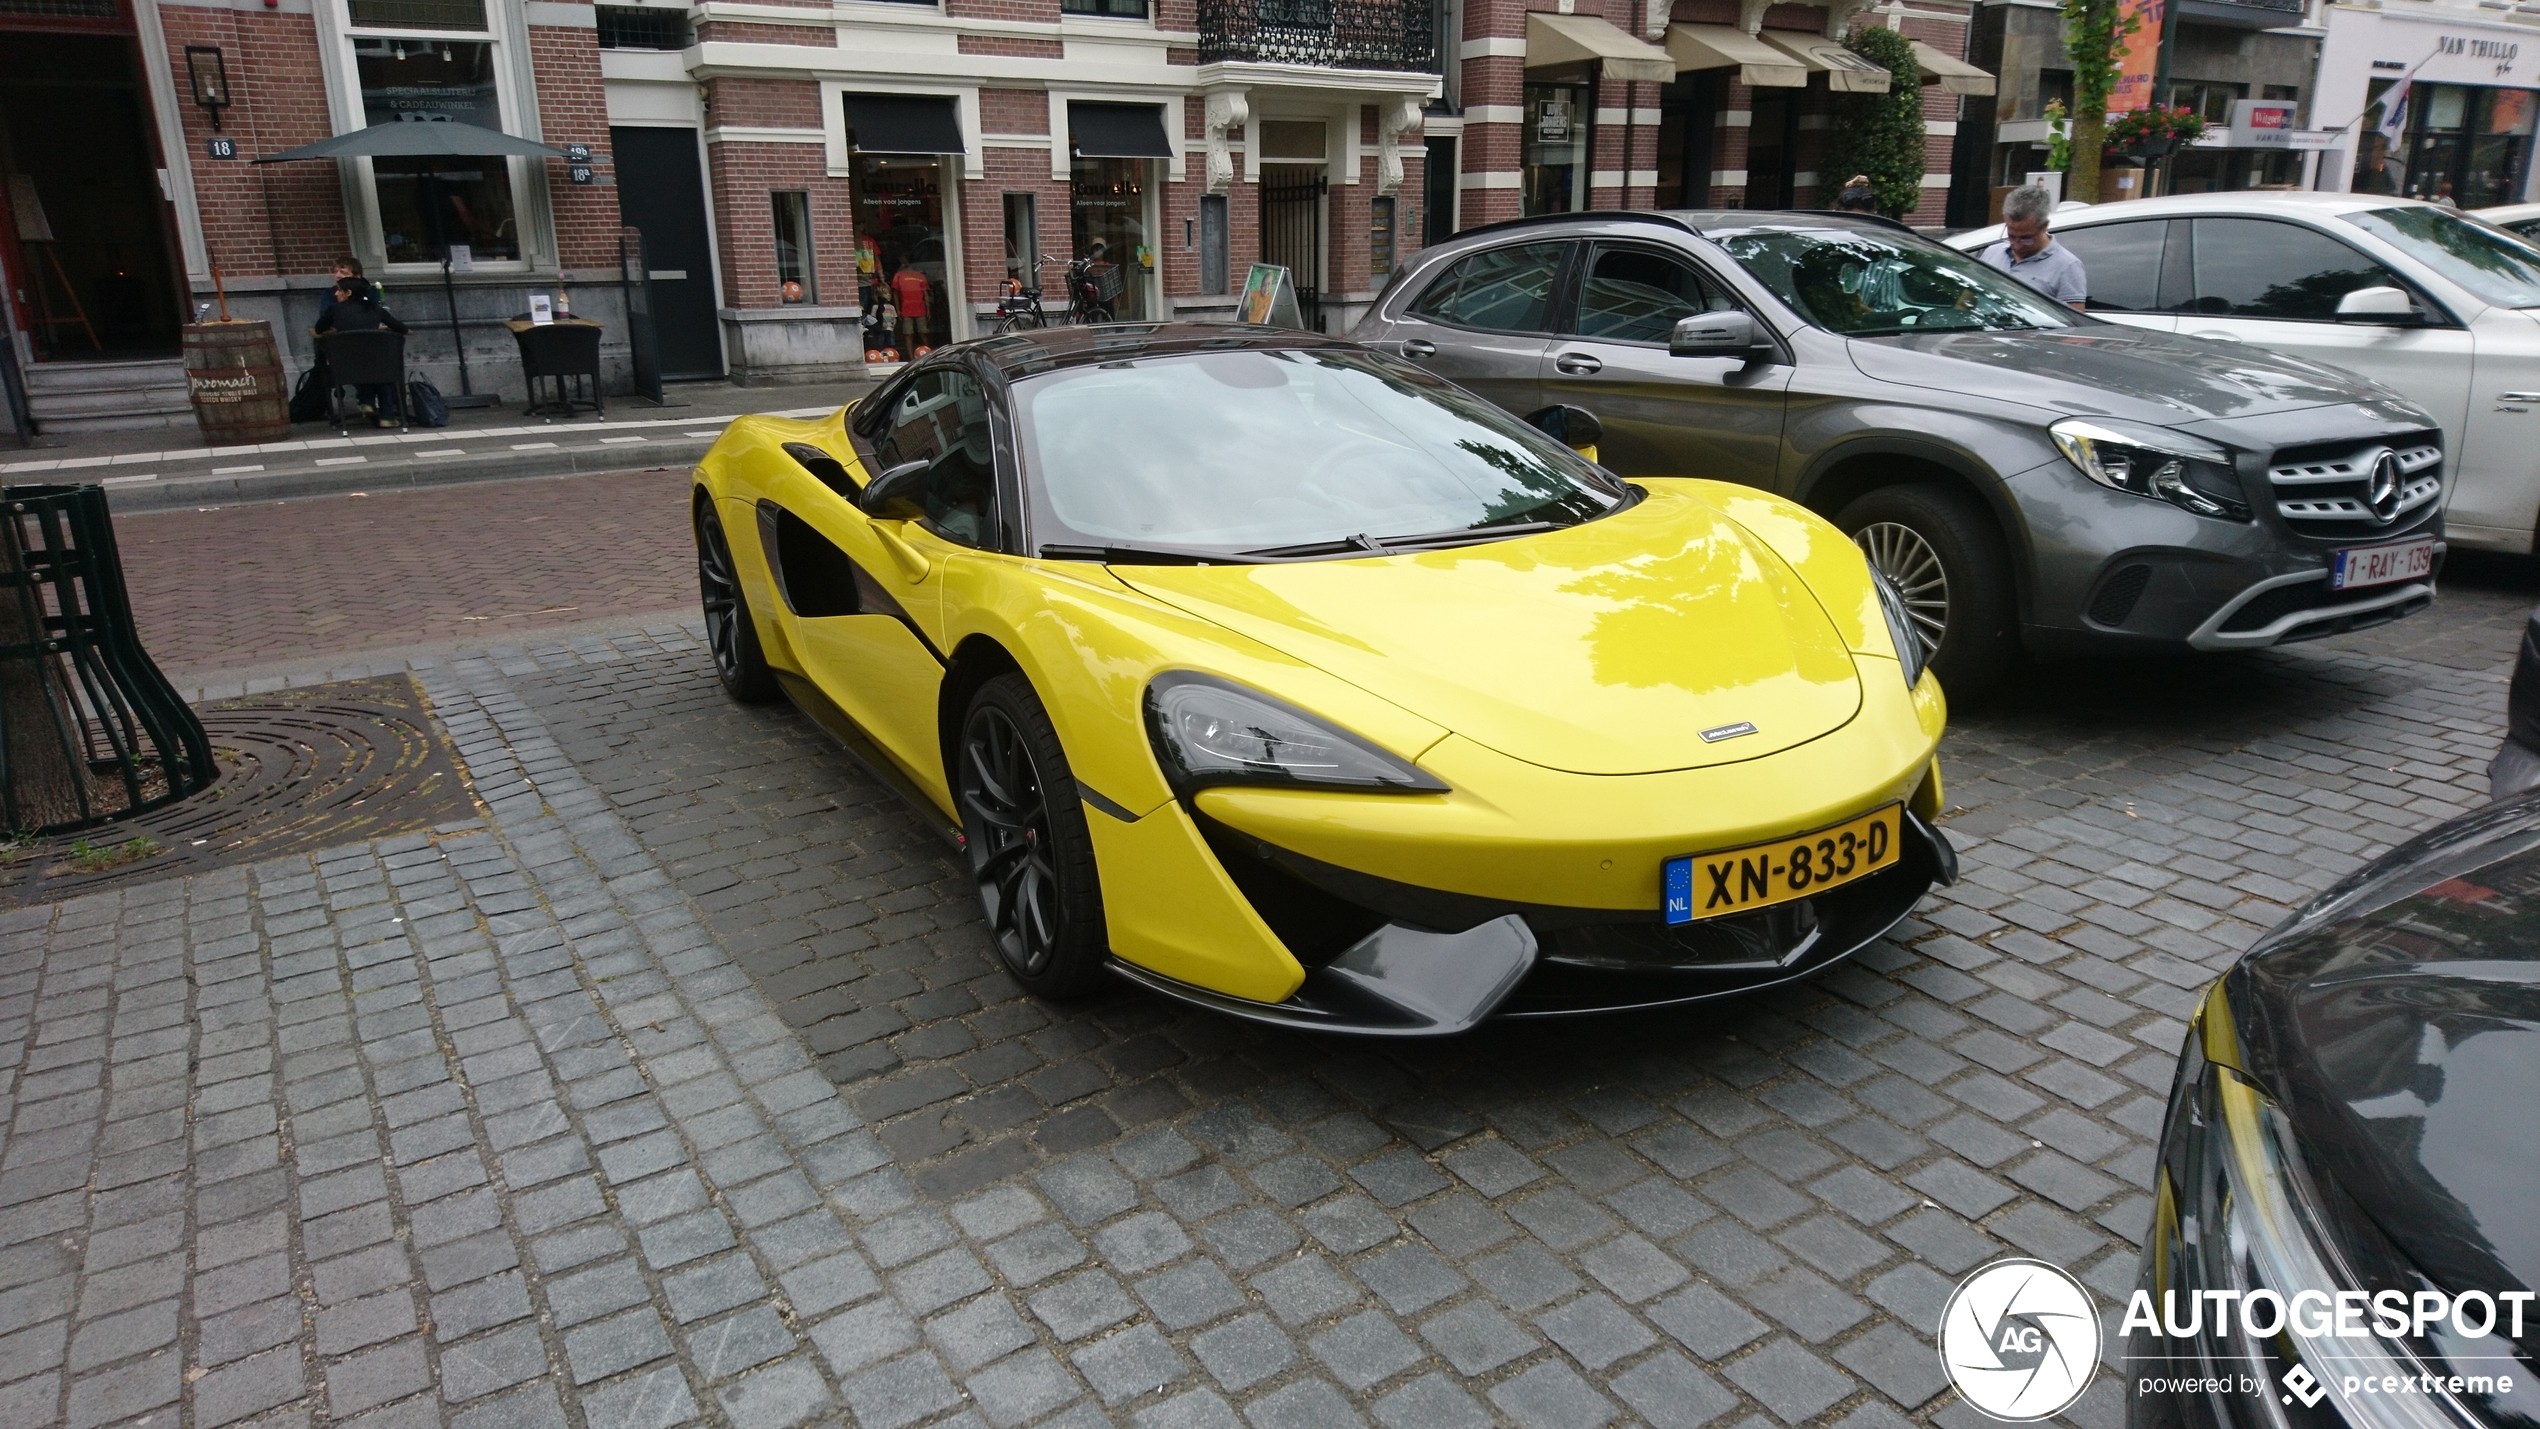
[1837,483,2018,697]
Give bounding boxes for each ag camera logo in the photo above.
[1938,1259,2102,1420]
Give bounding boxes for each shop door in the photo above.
[1260,170,1326,331]
[0,31,185,361]
[610,126,723,379]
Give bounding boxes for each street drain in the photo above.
[1,674,478,906]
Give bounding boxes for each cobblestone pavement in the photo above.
[3,565,2532,1429]
[115,470,696,683]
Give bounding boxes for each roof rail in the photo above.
[1441,209,1704,244]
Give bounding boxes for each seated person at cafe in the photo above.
[313,280,412,426]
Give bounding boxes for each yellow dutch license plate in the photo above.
[1663,804,1903,924]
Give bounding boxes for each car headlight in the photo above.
[1144,672,1447,797]
[2050,418,2251,522]
[1869,568,1928,691]
[2143,1033,2516,1429]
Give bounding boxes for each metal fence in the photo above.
[1198,0,1436,71]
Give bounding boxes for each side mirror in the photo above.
[860,458,931,522]
[2336,285,2420,324]
[1527,404,1604,453]
[1671,310,1768,359]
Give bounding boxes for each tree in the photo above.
[2059,0,2140,203]
[1822,25,1927,218]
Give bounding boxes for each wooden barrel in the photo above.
[182,320,291,446]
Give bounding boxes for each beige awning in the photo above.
[1525,12,1678,84]
[1756,29,1892,93]
[1665,23,1806,87]
[1911,39,1995,96]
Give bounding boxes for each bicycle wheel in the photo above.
[993,312,1041,335]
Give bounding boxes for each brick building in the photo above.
[0,0,1987,423]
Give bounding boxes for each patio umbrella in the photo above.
[257,121,569,404]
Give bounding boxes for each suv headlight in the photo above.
[1869,568,1928,691]
[1144,672,1447,797]
[2050,418,2251,522]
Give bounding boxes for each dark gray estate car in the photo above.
[1353,211,2447,695]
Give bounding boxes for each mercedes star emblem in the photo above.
[2366,449,2404,524]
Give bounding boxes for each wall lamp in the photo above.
[186,46,232,131]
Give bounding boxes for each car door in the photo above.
[2174,216,2472,444]
[1374,240,1570,416]
[2046,218,2178,333]
[1535,241,1792,482]
[768,365,992,795]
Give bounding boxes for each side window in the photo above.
[1406,242,1567,333]
[1572,247,1735,342]
[2051,221,2168,313]
[2189,218,2402,321]
[876,367,997,548]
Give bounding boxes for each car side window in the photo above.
[1407,242,1568,333]
[1571,246,1736,342]
[2188,217,2404,322]
[2050,221,2168,313]
[876,366,997,549]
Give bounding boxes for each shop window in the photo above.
[1070,158,1152,320]
[1003,193,1039,285]
[1060,0,1147,15]
[1369,196,1395,277]
[852,155,951,356]
[596,5,686,49]
[1521,83,1587,216]
[1200,194,1228,295]
[348,0,487,28]
[355,38,520,265]
[772,192,814,304]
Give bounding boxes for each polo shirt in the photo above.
[1980,238,2088,306]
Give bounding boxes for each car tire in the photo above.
[1837,483,2019,698]
[957,673,1110,998]
[694,500,781,704]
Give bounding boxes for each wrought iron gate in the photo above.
[1259,172,1327,332]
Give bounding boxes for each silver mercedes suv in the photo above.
[1354,211,2446,695]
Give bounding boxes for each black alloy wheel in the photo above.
[1836,482,2019,699]
[694,501,780,703]
[958,674,1107,997]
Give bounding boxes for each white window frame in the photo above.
[315,0,554,275]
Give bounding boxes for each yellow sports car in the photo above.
[692,324,1953,1035]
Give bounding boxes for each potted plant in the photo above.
[2104,104,2208,161]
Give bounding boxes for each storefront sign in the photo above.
[2110,0,2166,113]
[2436,32,2521,76]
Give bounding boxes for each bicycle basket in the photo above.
[1089,262,1125,303]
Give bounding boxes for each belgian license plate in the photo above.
[1664,804,1903,925]
[2329,537,2436,591]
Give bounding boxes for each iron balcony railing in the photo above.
[1198,0,1438,72]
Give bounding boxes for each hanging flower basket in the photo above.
[2104,105,2207,163]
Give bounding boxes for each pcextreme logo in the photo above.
[1937,1259,2102,1421]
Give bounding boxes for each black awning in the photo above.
[1069,102,1173,159]
[842,93,963,155]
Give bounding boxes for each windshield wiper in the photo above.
[1371,519,1566,549]
[1037,541,1255,565]
[1239,532,1389,558]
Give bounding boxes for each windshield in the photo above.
[1012,348,1623,556]
[1714,223,2080,337]
[2344,205,2540,310]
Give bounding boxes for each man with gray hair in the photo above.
[1979,184,2087,309]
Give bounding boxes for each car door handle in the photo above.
[2502,392,2540,403]
[1400,339,1436,358]
[2187,330,2241,342]
[1554,352,1603,375]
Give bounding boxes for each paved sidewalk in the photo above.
[2,380,871,514]
[0,571,2527,1429]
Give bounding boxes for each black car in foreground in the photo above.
[2131,800,2540,1429]
[2490,604,2540,800]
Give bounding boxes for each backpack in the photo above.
[405,378,450,428]
[289,365,329,423]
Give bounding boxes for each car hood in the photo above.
[1845,324,2397,425]
[2230,814,2540,1309]
[1115,486,1864,777]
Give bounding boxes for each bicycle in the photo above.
[991,276,1048,334]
